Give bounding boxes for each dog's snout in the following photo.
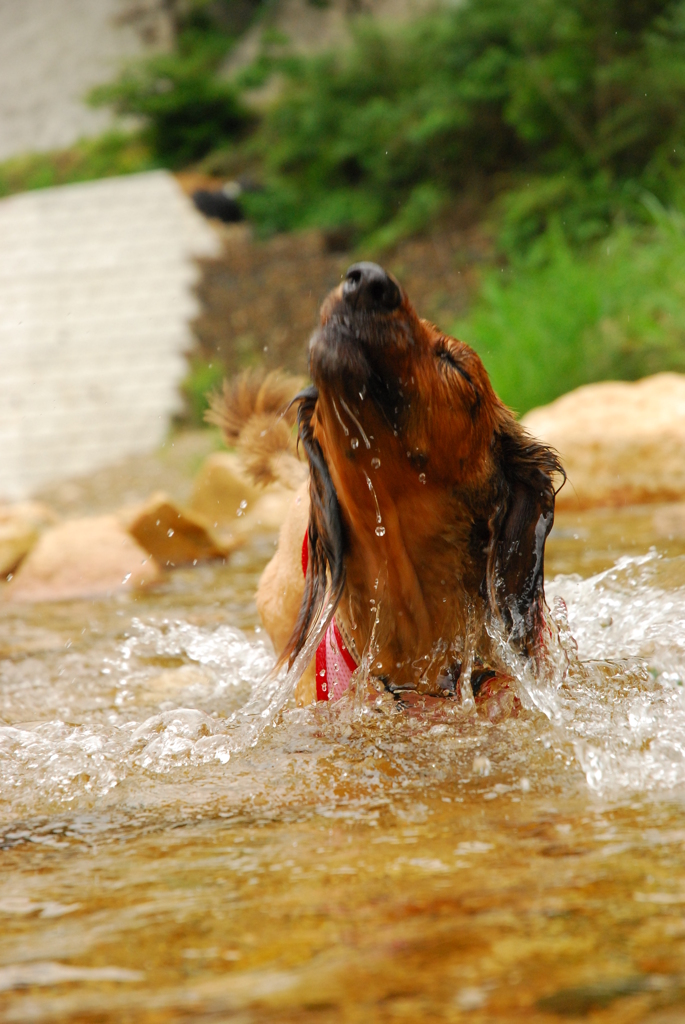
[342,262,401,312]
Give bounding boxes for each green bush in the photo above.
[0,132,155,199]
[180,356,227,427]
[89,17,253,167]
[243,0,685,250]
[453,202,685,414]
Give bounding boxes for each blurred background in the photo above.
[7,10,685,1014]
[2,0,685,506]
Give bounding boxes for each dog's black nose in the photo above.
[342,262,401,312]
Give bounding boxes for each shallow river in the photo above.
[3,506,685,1023]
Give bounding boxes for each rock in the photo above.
[653,503,685,540]
[238,485,298,536]
[121,492,233,568]
[189,452,262,528]
[5,516,161,602]
[189,451,297,538]
[0,501,58,576]
[0,501,56,529]
[522,373,685,509]
[0,521,39,578]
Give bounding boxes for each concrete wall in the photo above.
[0,0,171,162]
[0,171,220,501]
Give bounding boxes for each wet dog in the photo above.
[212,263,563,705]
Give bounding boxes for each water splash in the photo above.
[3,552,685,811]
[544,553,685,794]
[339,398,371,449]
[363,471,384,533]
[0,620,276,807]
[473,552,685,795]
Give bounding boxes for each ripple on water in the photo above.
[1,552,685,815]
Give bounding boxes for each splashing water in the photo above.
[545,552,685,793]
[4,523,685,1020]
[2,547,685,812]
[475,551,685,795]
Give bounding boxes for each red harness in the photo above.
[301,535,357,701]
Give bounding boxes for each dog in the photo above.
[211,262,563,706]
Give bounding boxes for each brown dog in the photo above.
[214,263,563,706]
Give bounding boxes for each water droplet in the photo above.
[371,457,381,469]
[239,500,248,509]
[419,473,426,484]
[340,397,370,447]
[457,987,488,1012]
[122,573,131,584]
[167,528,174,537]
[351,437,359,449]
[375,525,386,537]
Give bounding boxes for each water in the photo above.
[3,507,685,1021]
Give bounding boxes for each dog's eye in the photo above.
[438,347,473,387]
[438,348,459,369]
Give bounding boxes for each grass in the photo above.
[180,356,227,428]
[0,132,156,199]
[239,0,685,251]
[3,0,685,420]
[454,203,685,415]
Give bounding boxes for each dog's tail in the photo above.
[206,369,307,489]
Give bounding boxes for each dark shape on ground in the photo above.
[193,188,244,223]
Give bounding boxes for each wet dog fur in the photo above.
[213,264,563,705]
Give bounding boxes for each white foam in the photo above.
[3,555,685,810]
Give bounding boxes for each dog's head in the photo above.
[287,262,563,684]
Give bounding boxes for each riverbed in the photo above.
[2,504,685,1022]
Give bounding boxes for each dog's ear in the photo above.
[486,420,564,650]
[282,386,347,668]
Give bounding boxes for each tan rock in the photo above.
[237,485,299,536]
[0,501,56,529]
[521,373,685,509]
[5,516,162,602]
[0,522,39,577]
[189,451,262,528]
[653,503,685,540]
[121,492,233,568]
[0,501,58,576]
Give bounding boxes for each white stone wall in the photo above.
[0,0,171,162]
[0,171,221,501]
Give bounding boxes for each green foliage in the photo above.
[244,0,685,249]
[89,13,253,167]
[180,356,226,427]
[453,204,685,414]
[0,132,155,199]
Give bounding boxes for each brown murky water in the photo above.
[2,506,685,1023]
